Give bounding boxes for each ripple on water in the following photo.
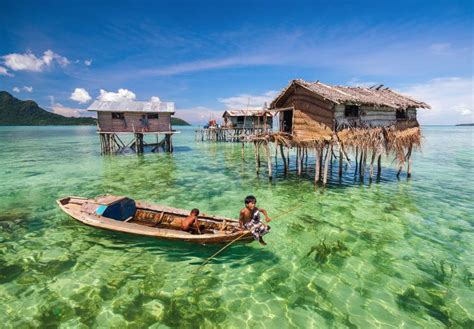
[0,126,473,327]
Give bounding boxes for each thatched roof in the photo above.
[271,79,431,110]
[88,100,175,113]
[222,109,273,117]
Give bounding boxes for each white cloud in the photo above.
[346,78,379,87]
[0,66,14,77]
[12,87,20,93]
[150,96,161,103]
[98,88,136,101]
[23,86,33,92]
[399,77,473,125]
[84,59,92,66]
[70,88,92,103]
[2,50,69,72]
[175,106,222,125]
[218,90,278,110]
[48,95,94,118]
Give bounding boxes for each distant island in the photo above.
[455,123,474,126]
[0,91,190,126]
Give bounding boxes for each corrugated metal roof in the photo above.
[87,100,175,113]
[271,80,431,110]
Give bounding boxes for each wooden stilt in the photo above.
[297,147,302,175]
[264,142,272,180]
[241,142,245,161]
[377,154,382,178]
[323,145,331,186]
[280,144,288,175]
[355,147,359,175]
[339,147,343,178]
[319,148,323,180]
[287,147,290,169]
[369,150,376,179]
[256,142,261,168]
[315,147,320,184]
[406,144,413,178]
[274,142,278,164]
[254,142,260,175]
[360,150,366,180]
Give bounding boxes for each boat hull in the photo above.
[56,196,254,244]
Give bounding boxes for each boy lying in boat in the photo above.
[239,195,271,245]
[181,208,204,234]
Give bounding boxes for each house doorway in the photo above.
[281,109,293,133]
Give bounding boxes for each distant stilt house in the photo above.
[251,79,430,183]
[196,109,273,142]
[222,110,273,130]
[88,99,177,154]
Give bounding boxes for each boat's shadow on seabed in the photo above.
[86,229,280,268]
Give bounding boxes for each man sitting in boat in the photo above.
[181,208,203,234]
[239,195,271,245]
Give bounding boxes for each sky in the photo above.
[0,0,472,124]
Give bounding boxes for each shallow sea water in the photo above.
[0,125,473,328]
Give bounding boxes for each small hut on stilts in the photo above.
[248,79,430,185]
[88,99,177,154]
[195,109,273,142]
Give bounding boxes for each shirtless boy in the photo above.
[239,195,271,245]
[181,208,202,234]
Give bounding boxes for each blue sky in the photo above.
[0,0,472,124]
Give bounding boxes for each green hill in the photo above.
[0,91,96,126]
[171,117,191,126]
[0,91,191,126]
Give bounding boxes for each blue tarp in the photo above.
[96,198,136,221]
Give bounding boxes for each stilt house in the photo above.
[251,79,430,184]
[222,110,273,129]
[88,99,176,154]
[270,79,430,141]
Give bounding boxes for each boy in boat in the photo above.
[181,208,203,234]
[239,195,271,245]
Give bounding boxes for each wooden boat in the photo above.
[56,195,253,244]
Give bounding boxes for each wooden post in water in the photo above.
[264,142,272,180]
[297,147,301,172]
[360,149,367,181]
[369,150,376,179]
[377,154,382,178]
[280,143,288,175]
[323,145,332,186]
[254,141,260,175]
[315,147,320,184]
[354,146,359,175]
[287,147,290,170]
[338,147,343,179]
[241,142,245,160]
[406,144,413,178]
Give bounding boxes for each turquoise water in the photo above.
[0,125,473,328]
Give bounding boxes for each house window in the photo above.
[237,116,245,124]
[111,112,125,119]
[147,113,159,120]
[344,105,359,117]
[396,109,407,120]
